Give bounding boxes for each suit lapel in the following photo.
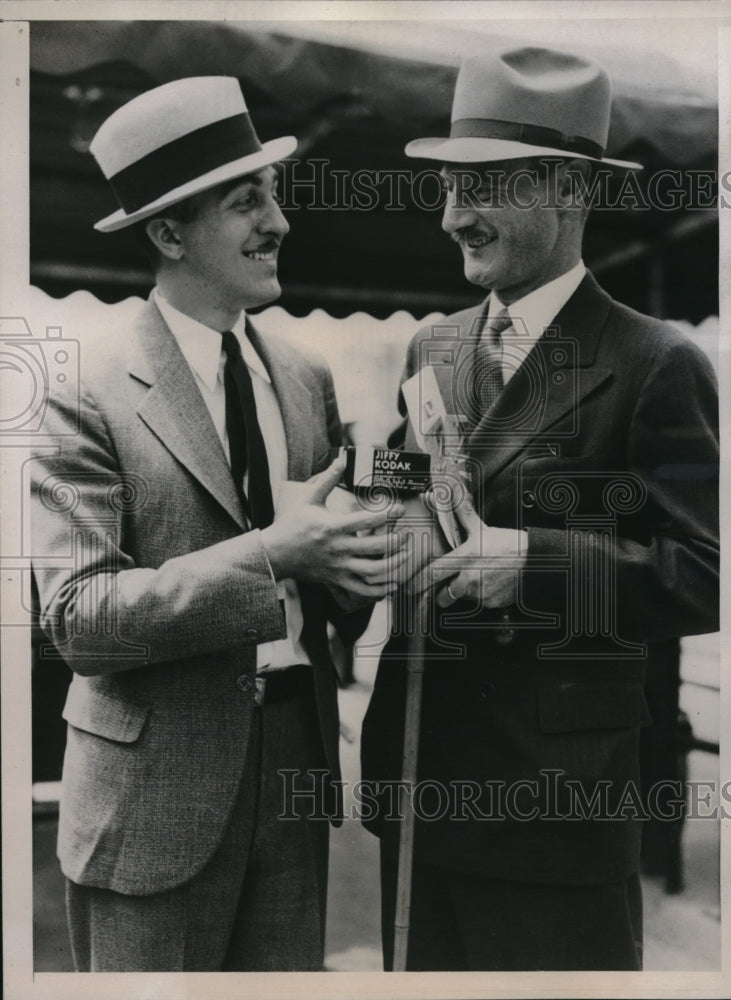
[416,273,614,486]
[245,320,314,482]
[129,300,247,529]
[466,351,612,485]
[466,273,614,484]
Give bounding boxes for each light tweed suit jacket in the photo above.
[32,297,346,895]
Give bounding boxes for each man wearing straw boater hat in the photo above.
[362,46,718,970]
[31,76,405,971]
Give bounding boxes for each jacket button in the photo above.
[496,628,516,646]
[245,628,258,641]
[496,614,516,645]
[237,674,253,692]
[480,681,496,699]
[521,490,536,508]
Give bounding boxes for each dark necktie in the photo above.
[221,330,274,529]
[472,306,511,416]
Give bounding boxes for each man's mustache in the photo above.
[451,226,496,246]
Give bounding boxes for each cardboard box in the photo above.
[340,446,431,495]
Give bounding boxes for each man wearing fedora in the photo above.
[362,47,718,970]
[31,76,405,971]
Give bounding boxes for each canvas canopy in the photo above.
[29,20,718,320]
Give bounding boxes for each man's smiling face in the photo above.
[441,160,566,304]
[176,166,290,314]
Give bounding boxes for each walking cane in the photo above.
[392,586,430,971]
[390,422,462,970]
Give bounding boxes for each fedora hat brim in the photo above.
[94,135,297,233]
[404,136,642,171]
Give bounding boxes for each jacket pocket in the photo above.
[538,680,652,734]
[62,680,150,743]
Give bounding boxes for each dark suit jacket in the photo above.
[361,272,719,885]
[32,297,354,896]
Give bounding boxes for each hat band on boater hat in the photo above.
[108,112,263,215]
[90,76,297,232]
[449,118,604,160]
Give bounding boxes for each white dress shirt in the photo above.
[486,260,586,385]
[154,289,311,672]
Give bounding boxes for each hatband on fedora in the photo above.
[405,47,641,170]
[90,76,297,233]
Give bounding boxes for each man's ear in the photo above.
[145,217,185,261]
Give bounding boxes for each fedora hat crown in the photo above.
[90,76,297,232]
[405,45,640,170]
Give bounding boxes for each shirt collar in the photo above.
[153,288,271,389]
[488,260,586,342]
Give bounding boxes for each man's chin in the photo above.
[463,262,493,291]
[245,280,282,311]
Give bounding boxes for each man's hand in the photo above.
[408,495,527,608]
[261,458,406,600]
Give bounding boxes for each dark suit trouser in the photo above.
[380,839,643,971]
[65,685,329,971]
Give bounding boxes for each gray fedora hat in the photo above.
[406,46,641,170]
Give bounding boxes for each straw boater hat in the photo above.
[405,45,641,170]
[89,76,297,233]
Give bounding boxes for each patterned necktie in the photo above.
[221,330,274,528]
[472,307,511,417]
